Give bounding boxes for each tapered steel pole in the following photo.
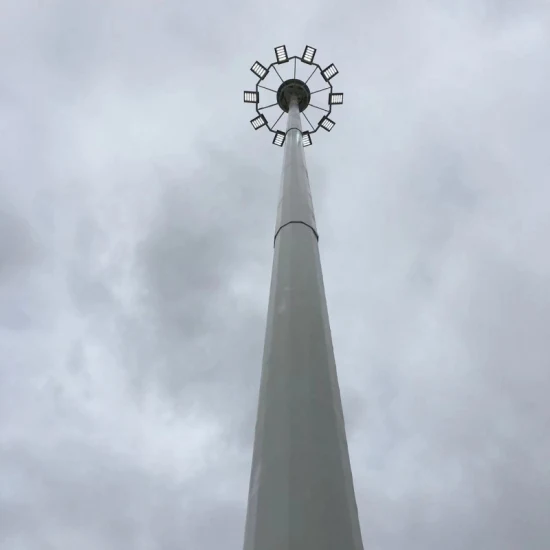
[243,96,364,550]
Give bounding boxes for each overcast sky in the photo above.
[1,0,550,548]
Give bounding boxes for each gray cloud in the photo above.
[0,208,41,283]
[1,0,550,549]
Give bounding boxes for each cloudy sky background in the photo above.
[1,0,550,548]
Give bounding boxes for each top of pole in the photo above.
[243,46,344,147]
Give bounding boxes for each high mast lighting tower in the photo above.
[242,46,364,550]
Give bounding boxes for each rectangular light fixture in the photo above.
[301,45,316,64]
[321,64,338,81]
[275,45,288,64]
[329,92,344,105]
[302,131,312,147]
[244,91,259,104]
[272,130,286,147]
[319,116,335,132]
[251,61,268,80]
[250,114,268,130]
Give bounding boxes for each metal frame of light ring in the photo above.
[244,46,343,146]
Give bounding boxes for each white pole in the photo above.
[243,97,364,550]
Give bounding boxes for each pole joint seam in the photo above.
[274,221,319,246]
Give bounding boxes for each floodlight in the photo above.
[251,114,268,130]
[329,92,343,105]
[275,45,289,64]
[245,47,341,145]
[244,91,259,104]
[272,131,286,147]
[301,46,316,64]
[251,61,268,80]
[319,116,335,132]
[321,64,338,81]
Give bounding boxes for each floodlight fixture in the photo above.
[244,91,259,104]
[251,114,268,130]
[301,45,317,64]
[272,130,286,147]
[244,46,342,145]
[329,92,344,105]
[321,63,338,81]
[275,45,289,64]
[251,61,268,80]
[319,115,335,131]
